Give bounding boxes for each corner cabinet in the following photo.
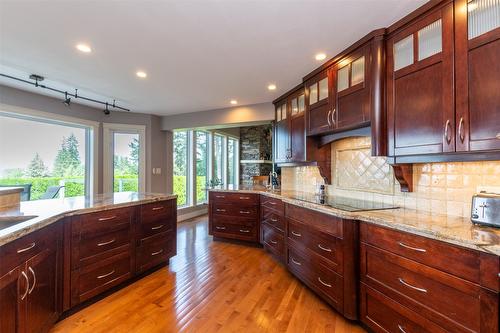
[455,0,500,152]
[387,1,455,157]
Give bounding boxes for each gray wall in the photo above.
[0,85,169,194]
[161,102,274,130]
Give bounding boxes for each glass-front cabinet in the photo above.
[274,102,290,163]
[455,0,500,151]
[305,71,332,135]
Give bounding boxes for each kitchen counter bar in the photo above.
[210,187,500,256]
[0,192,177,247]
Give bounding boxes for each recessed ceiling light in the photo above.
[268,84,277,91]
[230,99,238,105]
[136,71,147,78]
[315,53,327,61]
[76,43,92,53]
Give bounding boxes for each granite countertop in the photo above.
[208,187,500,256]
[0,192,177,247]
[0,187,24,195]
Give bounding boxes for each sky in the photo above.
[0,114,137,176]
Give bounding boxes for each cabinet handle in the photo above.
[216,209,226,212]
[458,117,465,143]
[317,244,332,252]
[152,206,164,211]
[215,195,225,198]
[270,239,278,244]
[239,196,251,200]
[398,242,426,253]
[398,277,427,293]
[270,218,278,222]
[215,226,226,230]
[151,225,164,230]
[151,249,164,256]
[397,324,408,333]
[317,277,332,288]
[239,210,251,214]
[291,231,302,237]
[28,266,36,294]
[97,270,115,279]
[97,238,116,247]
[239,229,251,233]
[98,215,116,222]
[327,110,332,127]
[20,271,29,300]
[17,242,35,254]
[331,108,336,127]
[444,119,452,144]
[496,133,500,140]
[291,257,302,266]
[269,202,277,205]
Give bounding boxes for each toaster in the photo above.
[471,192,500,228]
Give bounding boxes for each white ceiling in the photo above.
[0,0,428,116]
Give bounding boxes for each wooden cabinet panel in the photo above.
[209,191,259,205]
[285,204,342,238]
[306,71,332,136]
[73,207,132,239]
[0,265,24,333]
[136,231,176,273]
[261,206,285,232]
[387,2,455,157]
[211,203,259,219]
[211,216,258,242]
[260,196,284,213]
[261,224,284,259]
[290,113,305,162]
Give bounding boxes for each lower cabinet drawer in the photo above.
[262,223,284,258]
[136,232,175,273]
[71,250,132,306]
[261,206,285,232]
[139,218,174,239]
[361,243,481,332]
[211,216,258,241]
[360,283,447,333]
[287,246,343,311]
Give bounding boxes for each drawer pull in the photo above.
[269,202,277,205]
[216,209,226,212]
[20,271,29,300]
[239,210,251,214]
[28,266,36,294]
[270,239,278,245]
[317,244,332,252]
[152,206,164,211]
[98,215,117,222]
[398,242,426,253]
[151,249,164,256]
[215,226,226,230]
[317,277,332,288]
[496,133,500,139]
[239,196,251,200]
[270,218,278,222]
[398,325,408,333]
[239,229,251,233]
[97,270,115,279]
[291,258,302,266]
[97,238,116,247]
[215,195,225,198]
[17,242,36,253]
[291,231,302,237]
[151,225,164,230]
[399,278,427,293]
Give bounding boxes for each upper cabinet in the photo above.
[387,1,455,157]
[274,101,289,163]
[305,71,331,136]
[455,0,500,152]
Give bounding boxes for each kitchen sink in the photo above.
[0,215,38,230]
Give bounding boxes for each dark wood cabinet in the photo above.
[274,102,290,163]
[387,1,455,157]
[0,223,62,333]
[305,71,331,136]
[455,0,500,152]
[260,196,285,261]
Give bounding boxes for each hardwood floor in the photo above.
[51,215,366,333]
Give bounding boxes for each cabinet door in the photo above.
[289,93,306,162]
[455,0,500,151]
[332,47,371,131]
[25,247,58,333]
[387,3,454,156]
[274,102,290,163]
[306,73,332,135]
[0,265,26,333]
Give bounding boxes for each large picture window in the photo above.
[173,130,238,208]
[0,111,96,200]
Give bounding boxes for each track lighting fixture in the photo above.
[103,103,110,115]
[0,73,130,112]
[63,91,71,106]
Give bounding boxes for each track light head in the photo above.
[103,103,110,115]
[63,92,71,106]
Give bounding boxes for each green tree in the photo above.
[2,168,25,178]
[128,138,139,171]
[173,131,187,175]
[25,153,49,177]
[53,133,83,177]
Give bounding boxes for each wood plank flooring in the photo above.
[51,215,366,333]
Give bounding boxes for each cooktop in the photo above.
[288,193,399,212]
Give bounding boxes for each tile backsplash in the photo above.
[281,137,500,217]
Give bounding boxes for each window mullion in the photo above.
[188,130,195,207]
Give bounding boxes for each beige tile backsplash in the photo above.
[281,137,500,217]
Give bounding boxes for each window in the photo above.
[0,110,97,200]
[173,131,189,207]
[172,129,239,208]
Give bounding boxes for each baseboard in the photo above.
[177,206,208,222]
